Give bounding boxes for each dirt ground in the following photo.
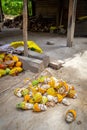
[0,28,87,130]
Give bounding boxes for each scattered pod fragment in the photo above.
[33,103,47,112]
[24,95,30,102]
[14,88,22,97]
[16,102,33,110]
[62,98,71,106]
[57,94,63,103]
[33,92,42,103]
[67,89,77,99]
[46,101,55,107]
[65,109,77,123]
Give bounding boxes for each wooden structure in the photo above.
[35,0,58,18]
[29,0,77,47]
[0,0,77,51]
[23,0,77,48]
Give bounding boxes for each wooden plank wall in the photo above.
[35,0,59,18]
[60,0,87,23]
[35,0,87,22]
[76,0,87,18]
[34,0,87,32]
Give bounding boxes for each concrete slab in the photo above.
[0,66,87,130]
[0,30,87,130]
[19,56,44,73]
[28,50,50,67]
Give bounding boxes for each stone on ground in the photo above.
[49,60,64,70]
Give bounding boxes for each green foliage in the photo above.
[28,0,32,16]
[1,0,23,16]
[1,0,33,16]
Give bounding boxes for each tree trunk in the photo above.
[23,0,28,56]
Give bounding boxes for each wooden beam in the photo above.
[67,0,77,47]
[23,0,28,56]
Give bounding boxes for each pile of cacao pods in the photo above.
[0,53,23,77]
[14,75,77,114]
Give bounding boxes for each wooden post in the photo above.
[67,0,77,47]
[23,0,28,56]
